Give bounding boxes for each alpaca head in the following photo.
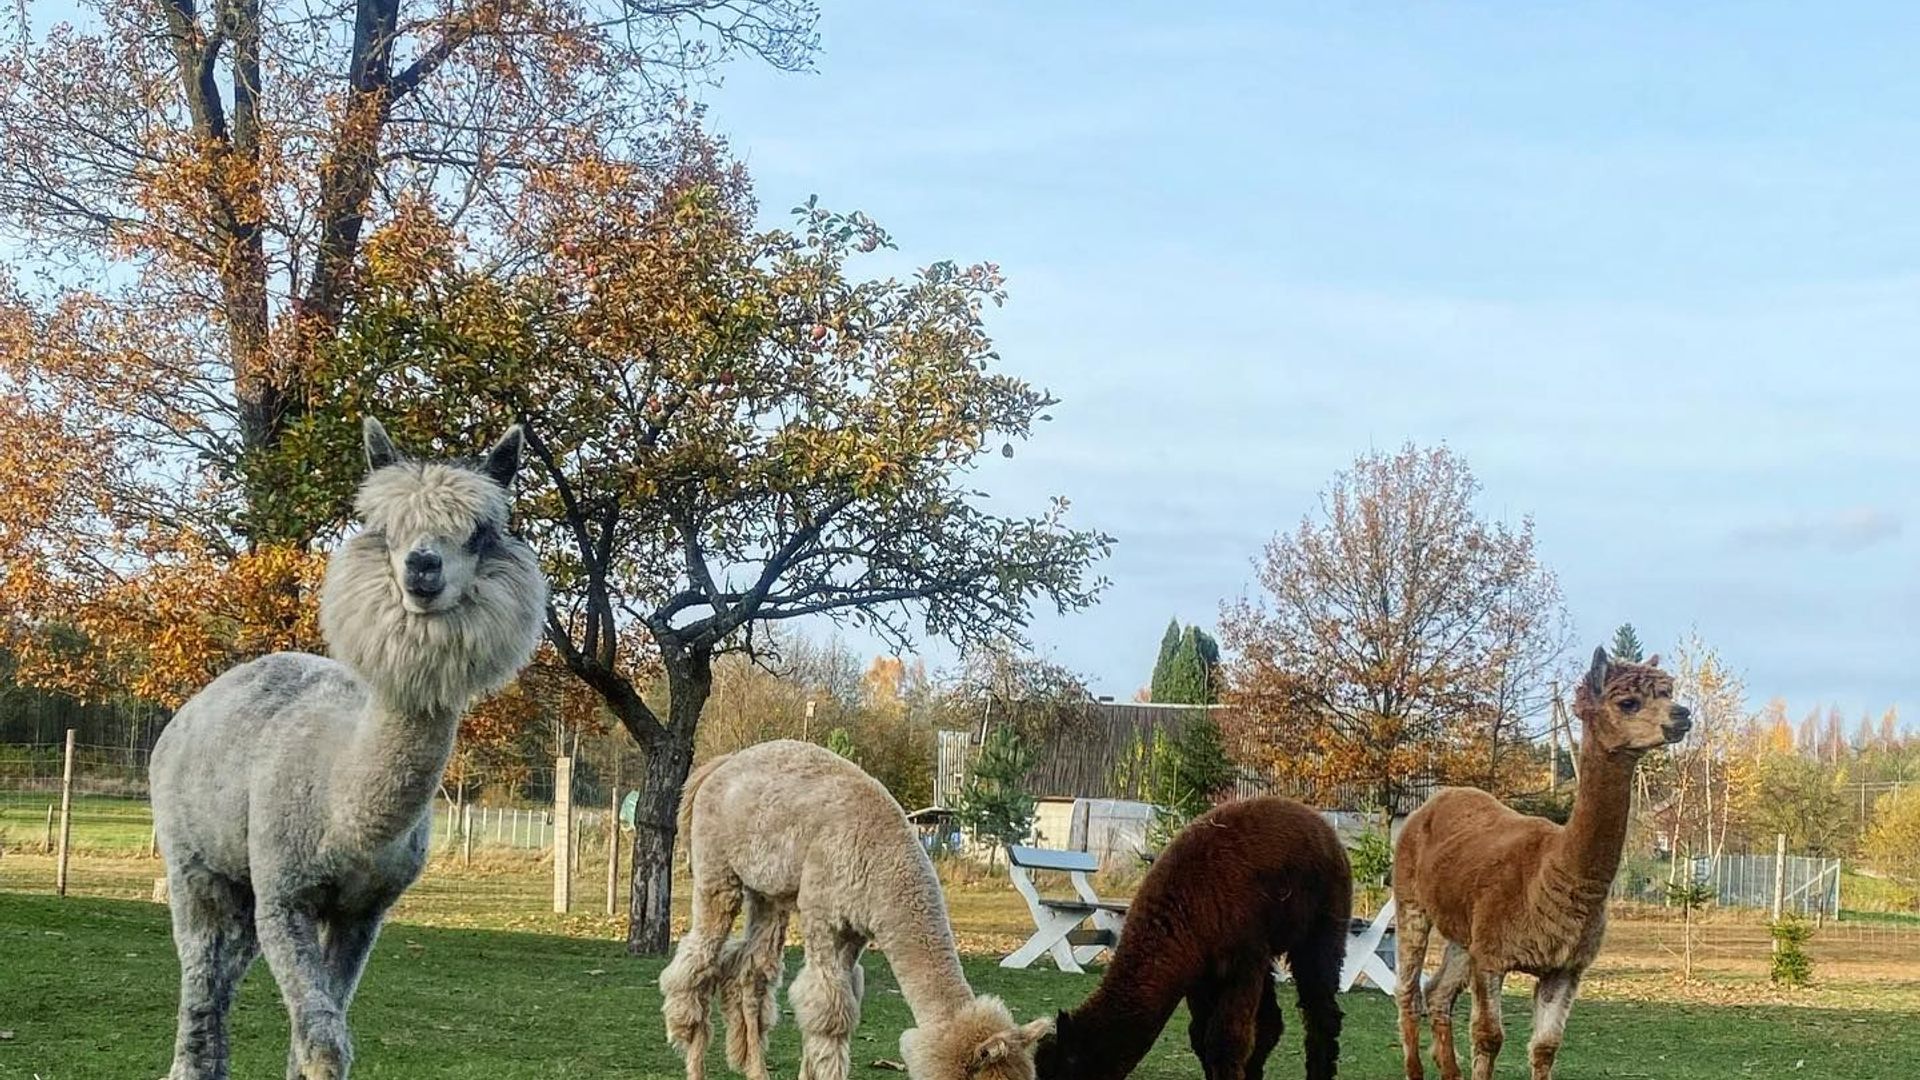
[1573,646,1692,757]
[320,418,547,712]
[899,996,1051,1080]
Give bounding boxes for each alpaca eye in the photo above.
[463,523,496,555]
[1617,697,1640,713]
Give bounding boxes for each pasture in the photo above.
[3,855,1918,1079]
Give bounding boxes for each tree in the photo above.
[1150,620,1221,705]
[1136,712,1238,849]
[1610,624,1644,663]
[271,138,1111,952]
[1864,786,1920,882]
[953,724,1036,870]
[1148,619,1182,702]
[1747,754,1856,857]
[0,0,818,694]
[1218,444,1569,809]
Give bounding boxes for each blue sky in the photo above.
[702,1,1919,717]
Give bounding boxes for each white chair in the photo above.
[999,844,1129,974]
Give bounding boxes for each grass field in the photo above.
[5,892,1920,1080]
[5,870,1920,1080]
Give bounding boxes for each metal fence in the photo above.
[1611,850,1845,916]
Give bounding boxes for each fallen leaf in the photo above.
[871,1061,906,1072]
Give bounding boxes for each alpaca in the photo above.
[149,418,547,1080]
[660,740,1052,1080]
[1392,647,1692,1080]
[1035,796,1352,1080]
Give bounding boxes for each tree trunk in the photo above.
[625,648,713,955]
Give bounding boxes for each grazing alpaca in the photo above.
[1393,648,1692,1080]
[660,740,1052,1080]
[150,419,546,1080]
[1035,796,1351,1080]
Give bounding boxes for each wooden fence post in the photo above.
[462,804,474,866]
[553,756,573,913]
[1771,832,1788,933]
[43,804,55,853]
[606,784,620,917]
[56,729,76,897]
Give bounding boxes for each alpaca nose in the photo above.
[404,550,443,596]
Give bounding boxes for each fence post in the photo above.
[1770,832,1787,926]
[56,729,76,897]
[606,784,620,917]
[44,804,55,853]
[553,756,573,913]
[462,804,474,866]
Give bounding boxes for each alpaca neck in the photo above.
[1552,741,1638,892]
[328,689,460,850]
[1061,934,1186,1080]
[874,890,976,1025]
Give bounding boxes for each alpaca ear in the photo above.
[970,1032,1014,1070]
[363,417,399,471]
[483,425,524,488]
[1585,646,1609,697]
[1646,653,1661,669]
[1016,1017,1054,1045]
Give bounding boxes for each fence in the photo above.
[1611,849,1845,917]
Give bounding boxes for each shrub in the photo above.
[1769,915,1815,987]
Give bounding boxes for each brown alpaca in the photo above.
[1035,797,1351,1080]
[1393,647,1691,1080]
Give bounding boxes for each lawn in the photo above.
[4,893,1919,1080]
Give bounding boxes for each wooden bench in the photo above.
[999,844,1129,973]
[1273,897,1399,996]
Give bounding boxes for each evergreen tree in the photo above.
[825,727,858,762]
[1158,625,1222,704]
[1610,624,1644,663]
[954,725,1036,869]
[1149,618,1182,701]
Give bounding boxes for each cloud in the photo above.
[1729,507,1904,552]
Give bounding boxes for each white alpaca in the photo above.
[149,418,546,1080]
[661,740,1051,1080]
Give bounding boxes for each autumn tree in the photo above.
[0,0,818,699]
[267,138,1111,951]
[1864,786,1920,882]
[1218,444,1569,810]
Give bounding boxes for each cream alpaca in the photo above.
[150,419,547,1080]
[660,740,1051,1080]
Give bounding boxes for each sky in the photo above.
[697,1,1919,717]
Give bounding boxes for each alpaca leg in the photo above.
[791,923,860,1080]
[1287,919,1347,1080]
[1195,969,1265,1080]
[1466,967,1506,1080]
[662,872,746,1080]
[721,895,789,1080]
[1394,901,1434,1080]
[165,869,260,1080]
[257,900,351,1080]
[1423,941,1472,1080]
[1526,972,1579,1080]
[1244,979,1286,1080]
[319,911,383,1012]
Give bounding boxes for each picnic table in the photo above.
[1272,897,1399,996]
[998,844,1129,973]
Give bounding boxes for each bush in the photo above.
[1769,915,1815,987]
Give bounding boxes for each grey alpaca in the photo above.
[150,418,547,1080]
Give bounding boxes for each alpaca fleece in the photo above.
[659,740,1050,1080]
[149,420,546,1080]
[1393,648,1691,1080]
[1037,796,1351,1080]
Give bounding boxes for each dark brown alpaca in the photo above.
[1393,648,1692,1080]
[1034,796,1351,1080]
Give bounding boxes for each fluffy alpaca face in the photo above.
[899,997,1051,1080]
[356,418,523,616]
[1575,646,1692,756]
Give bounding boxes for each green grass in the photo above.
[0,794,154,854]
[4,894,1918,1079]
